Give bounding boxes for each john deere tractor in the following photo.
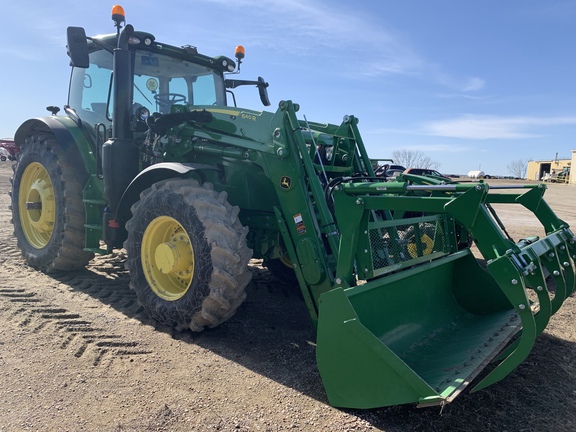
[11,6,575,409]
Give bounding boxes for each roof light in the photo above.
[235,45,245,61]
[111,5,126,23]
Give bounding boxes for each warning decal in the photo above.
[293,213,306,235]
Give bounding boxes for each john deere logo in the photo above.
[280,176,292,189]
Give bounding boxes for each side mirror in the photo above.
[224,76,271,107]
[257,77,270,107]
[66,27,89,68]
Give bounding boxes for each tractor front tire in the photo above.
[11,134,94,272]
[125,178,252,331]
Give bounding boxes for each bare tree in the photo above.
[391,149,441,169]
[507,159,529,179]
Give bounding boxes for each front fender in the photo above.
[115,162,220,225]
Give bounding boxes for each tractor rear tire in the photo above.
[124,178,253,331]
[10,134,94,272]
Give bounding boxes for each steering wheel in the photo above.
[374,164,390,176]
[154,93,187,108]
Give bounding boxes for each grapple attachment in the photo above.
[316,181,575,408]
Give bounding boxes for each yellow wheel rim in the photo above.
[407,233,434,259]
[18,162,56,249]
[141,216,195,301]
[279,252,293,268]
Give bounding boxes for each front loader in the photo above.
[10,6,575,409]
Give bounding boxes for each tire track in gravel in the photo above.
[0,237,22,261]
[0,239,154,366]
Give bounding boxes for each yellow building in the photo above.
[526,151,575,184]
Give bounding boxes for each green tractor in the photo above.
[11,6,575,409]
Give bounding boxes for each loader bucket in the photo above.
[317,250,522,408]
[317,181,575,409]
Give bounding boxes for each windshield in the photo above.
[68,48,226,130]
[133,50,225,113]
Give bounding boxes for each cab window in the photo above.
[68,49,113,128]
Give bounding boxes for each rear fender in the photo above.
[15,117,96,173]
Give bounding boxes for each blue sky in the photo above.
[2,0,574,175]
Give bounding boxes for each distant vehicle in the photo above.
[547,168,570,183]
[468,170,485,179]
[0,139,19,161]
[0,147,10,161]
[403,168,451,181]
[385,166,406,179]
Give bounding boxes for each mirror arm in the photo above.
[225,79,260,89]
[224,77,270,107]
[86,37,116,54]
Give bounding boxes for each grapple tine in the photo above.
[493,264,551,362]
[566,237,576,296]
[556,240,576,297]
[472,257,538,392]
[495,233,574,362]
[542,243,568,315]
[524,267,552,335]
[472,314,536,393]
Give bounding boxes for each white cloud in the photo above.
[435,93,491,101]
[401,143,473,153]
[202,0,480,89]
[460,77,486,92]
[422,115,576,140]
[432,71,486,92]
[0,47,40,62]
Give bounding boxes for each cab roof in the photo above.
[89,31,235,73]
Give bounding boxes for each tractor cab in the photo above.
[67,30,230,138]
[65,8,269,142]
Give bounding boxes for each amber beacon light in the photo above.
[112,5,126,23]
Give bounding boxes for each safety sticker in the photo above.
[294,213,306,235]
